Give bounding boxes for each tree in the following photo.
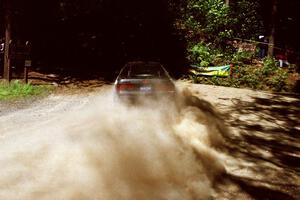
[173,0,263,66]
[268,0,277,57]
[2,0,13,81]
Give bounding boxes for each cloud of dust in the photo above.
[0,87,227,200]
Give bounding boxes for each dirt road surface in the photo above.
[0,82,299,200]
[181,82,300,200]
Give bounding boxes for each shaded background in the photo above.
[1,0,187,79]
[0,0,300,79]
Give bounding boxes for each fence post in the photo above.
[24,60,31,84]
[230,64,234,78]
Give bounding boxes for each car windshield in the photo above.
[121,63,167,79]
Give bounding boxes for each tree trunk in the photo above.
[268,0,277,57]
[3,0,12,81]
[225,0,229,6]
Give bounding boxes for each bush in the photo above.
[232,51,255,65]
[182,0,231,43]
[188,61,289,92]
[0,80,52,100]
[266,68,288,91]
[230,0,263,40]
[262,57,278,76]
[188,43,224,67]
[176,0,290,92]
[188,43,213,67]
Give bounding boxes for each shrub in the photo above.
[262,57,278,76]
[0,80,52,100]
[188,43,213,67]
[266,68,288,91]
[232,51,255,65]
[188,43,225,67]
[187,61,289,92]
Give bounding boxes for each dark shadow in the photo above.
[226,174,297,200]
[216,92,300,199]
[15,0,188,81]
[225,95,300,166]
[294,80,300,93]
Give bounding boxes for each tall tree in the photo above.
[268,0,277,56]
[3,0,12,81]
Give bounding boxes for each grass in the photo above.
[0,80,53,100]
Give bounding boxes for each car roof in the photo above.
[125,61,161,66]
[118,61,170,79]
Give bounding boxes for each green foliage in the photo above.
[230,0,263,39]
[174,0,263,66]
[0,80,52,100]
[188,62,289,92]
[232,51,255,65]
[188,43,224,67]
[260,57,288,91]
[238,67,262,89]
[267,68,288,91]
[177,0,291,92]
[261,57,278,76]
[175,0,293,92]
[182,0,232,44]
[188,43,212,67]
[177,0,263,43]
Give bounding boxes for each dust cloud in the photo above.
[0,87,227,200]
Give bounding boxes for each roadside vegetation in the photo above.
[187,57,297,92]
[173,0,299,92]
[0,80,53,100]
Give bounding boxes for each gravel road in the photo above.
[0,82,299,200]
[181,82,300,199]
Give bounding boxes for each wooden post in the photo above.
[24,66,28,83]
[24,42,31,84]
[230,64,234,78]
[24,59,31,84]
[3,0,12,82]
